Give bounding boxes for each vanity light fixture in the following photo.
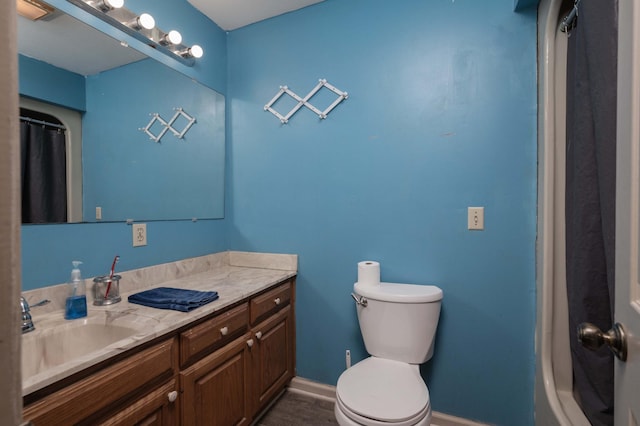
[67,0,203,66]
[160,30,182,46]
[179,44,204,59]
[91,0,123,12]
[126,12,155,30]
[17,0,55,21]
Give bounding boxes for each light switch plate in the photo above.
[132,223,147,247]
[468,207,484,230]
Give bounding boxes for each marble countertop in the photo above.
[22,251,297,397]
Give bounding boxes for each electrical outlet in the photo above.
[132,223,147,247]
[96,206,102,221]
[468,207,484,230]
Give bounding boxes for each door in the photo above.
[2,1,22,425]
[615,0,640,424]
[180,333,252,426]
[251,305,294,414]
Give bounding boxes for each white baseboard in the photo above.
[288,376,337,403]
[288,376,490,426]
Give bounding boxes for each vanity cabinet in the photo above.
[22,278,296,426]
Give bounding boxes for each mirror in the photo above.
[17,10,225,223]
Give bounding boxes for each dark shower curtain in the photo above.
[20,121,68,223]
[565,1,618,425]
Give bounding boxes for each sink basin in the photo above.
[22,314,145,382]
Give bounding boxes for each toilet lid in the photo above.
[336,357,429,423]
[354,282,443,303]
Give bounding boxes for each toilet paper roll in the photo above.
[357,261,380,286]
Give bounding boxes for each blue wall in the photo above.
[21,0,229,290]
[83,59,225,221]
[19,55,85,110]
[20,0,538,424]
[226,1,537,425]
[21,220,227,290]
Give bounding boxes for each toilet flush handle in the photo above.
[351,293,368,307]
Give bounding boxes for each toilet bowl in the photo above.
[335,357,431,426]
[335,281,442,426]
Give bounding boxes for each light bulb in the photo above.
[161,30,182,46]
[127,13,155,30]
[138,13,155,30]
[178,45,204,59]
[105,0,124,8]
[189,45,204,59]
[94,0,124,11]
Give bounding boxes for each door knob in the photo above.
[577,322,627,361]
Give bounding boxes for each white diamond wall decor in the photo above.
[140,107,196,143]
[264,79,348,124]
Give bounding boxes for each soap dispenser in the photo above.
[65,260,88,320]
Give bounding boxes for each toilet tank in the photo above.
[354,282,443,364]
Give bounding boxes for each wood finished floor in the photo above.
[256,391,339,426]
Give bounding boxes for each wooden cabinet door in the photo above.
[95,379,178,426]
[180,333,252,426]
[251,305,294,413]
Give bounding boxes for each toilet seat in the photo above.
[336,393,431,426]
[335,357,430,425]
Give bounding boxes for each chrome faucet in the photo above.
[21,297,34,333]
[20,297,50,333]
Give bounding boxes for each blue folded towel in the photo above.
[128,287,219,312]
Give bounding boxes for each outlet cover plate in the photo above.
[132,223,147,247]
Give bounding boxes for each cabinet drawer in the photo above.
[250,281,291,325]
[24,338,177,426]
[96,379,178,425]
[180,302,249,367]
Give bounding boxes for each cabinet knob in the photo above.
[167,391,178,403]
[247,339,254,348]
[255,331,263,340]
[274,297,281,305]
[220,326,229,336]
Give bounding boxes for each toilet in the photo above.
[334,281,443,426]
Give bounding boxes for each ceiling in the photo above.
[187,0,325,31]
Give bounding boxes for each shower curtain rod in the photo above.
[561,0,581,33]
[20,115,66,130]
